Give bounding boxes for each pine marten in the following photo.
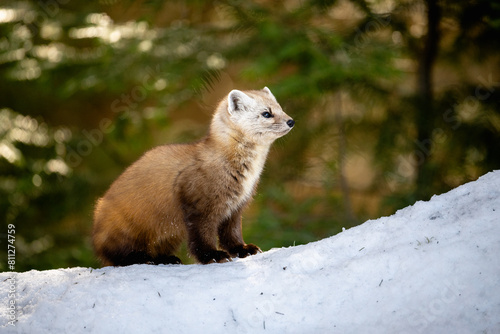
[92,87,294,265]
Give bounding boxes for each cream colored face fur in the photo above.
[226,87,294,145]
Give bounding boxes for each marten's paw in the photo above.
[199,250,232,264]
[229,244,262,258]
[153,255,182,265]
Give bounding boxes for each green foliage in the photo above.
[246,185,345,251]
[0,108,96,271]
[0,0,498,271]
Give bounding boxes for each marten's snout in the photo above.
[287,119,295,128]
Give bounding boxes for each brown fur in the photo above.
[92,88,294,265]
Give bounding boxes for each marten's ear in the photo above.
[228,90,253,115]
[262,86,277,102]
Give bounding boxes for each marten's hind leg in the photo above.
[148,233,184,265]
[98,247,152,266]
[99,246,181,266]
[95,231,181,266]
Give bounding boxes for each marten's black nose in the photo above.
[287,119,295,128]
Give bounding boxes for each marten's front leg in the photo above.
[187,219,232,264]
[218,210,261,259]
[189,229,232,264]
[183,209,232,264]
[178,184,232,264]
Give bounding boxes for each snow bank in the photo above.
[1,171,500,333]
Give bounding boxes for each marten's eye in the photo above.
[261,109,273,118]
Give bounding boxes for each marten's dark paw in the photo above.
[153,255,182,265]
[198,250,232,264]
[230,244,262,258]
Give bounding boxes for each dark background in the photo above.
[1,0,499,270]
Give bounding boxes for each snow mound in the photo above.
[1,171,500,333]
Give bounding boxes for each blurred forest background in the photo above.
[1,0,499,271]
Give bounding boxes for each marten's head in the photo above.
[214,87,294,145]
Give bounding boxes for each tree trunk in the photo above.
[415,0,441,199]
[335,92,357,225]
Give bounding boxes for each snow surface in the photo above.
[1,171,500,334]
